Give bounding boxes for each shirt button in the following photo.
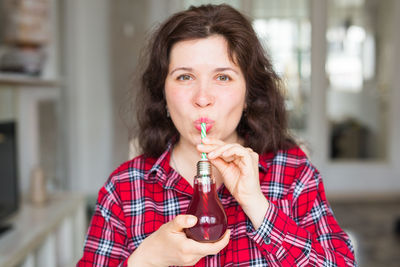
[264,237,271,244]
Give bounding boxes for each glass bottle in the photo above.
[184,159,227,242]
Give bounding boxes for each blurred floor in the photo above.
[331,198,400,267]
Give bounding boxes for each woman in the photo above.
[78,4,356,266]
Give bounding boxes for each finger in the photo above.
[169,215,197,232]
[215,147,250,169]
[196,138,227,153]
[247,148,259,162]
[209,157,230,173]
[196,143,221,154]
[221,146,253,167]
[197,144,238,162]
[207,143,240,159]
[201,137,225,145]
[196,229,231,255]
[221,155,236,163]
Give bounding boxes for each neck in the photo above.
[171,139,199,185]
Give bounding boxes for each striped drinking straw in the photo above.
[201,122,207,160]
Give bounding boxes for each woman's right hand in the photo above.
[127,214,230,267]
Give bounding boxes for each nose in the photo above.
[192,80,215,108]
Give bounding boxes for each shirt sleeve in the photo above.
[246,162,356,266]
[77,177,131,267]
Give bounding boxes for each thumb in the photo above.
[170,214,197,231]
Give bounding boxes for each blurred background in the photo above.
[0,0,399,266]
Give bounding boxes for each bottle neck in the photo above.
[194,159,215,193]
[194,175,216,193]
[194,174,215,184]
[197,159,211,176]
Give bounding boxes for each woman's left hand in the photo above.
[197,138,269,229]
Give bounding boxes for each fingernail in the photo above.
[187,216,197,225]
[208,152,215,158]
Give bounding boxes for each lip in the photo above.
[194,117,214,132]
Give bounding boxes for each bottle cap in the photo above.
[197,159,211,176]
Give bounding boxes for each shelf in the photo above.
[0,193,86,267]
[0,73,60,87]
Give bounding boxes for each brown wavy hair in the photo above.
[133,4,295,158]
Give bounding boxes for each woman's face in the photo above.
[165,35,246,147]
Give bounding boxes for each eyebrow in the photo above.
[169,67,193,75]
[214,67,239,74]
[169,67,239,75]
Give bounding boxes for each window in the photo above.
[326,0,396,160]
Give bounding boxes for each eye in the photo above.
[177,74,193,81]
[216,74,231,81]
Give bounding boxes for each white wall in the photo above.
[62,0,112,194]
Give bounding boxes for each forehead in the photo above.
[168,35,237,68]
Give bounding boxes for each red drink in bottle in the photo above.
[185,160,227,242]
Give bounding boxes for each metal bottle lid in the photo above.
[197,159,211,176]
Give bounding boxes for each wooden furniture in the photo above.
[0,193,86,267]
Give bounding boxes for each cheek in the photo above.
[165,83,178,108]
[166,89,191,116]
[225,91,246,112]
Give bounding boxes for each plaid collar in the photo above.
[143,140,175,185]
[143,140,194,196]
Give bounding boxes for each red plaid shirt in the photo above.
[78,142,356,266]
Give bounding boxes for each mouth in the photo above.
[194,117,214,132]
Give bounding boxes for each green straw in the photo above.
[201,122,207,160]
